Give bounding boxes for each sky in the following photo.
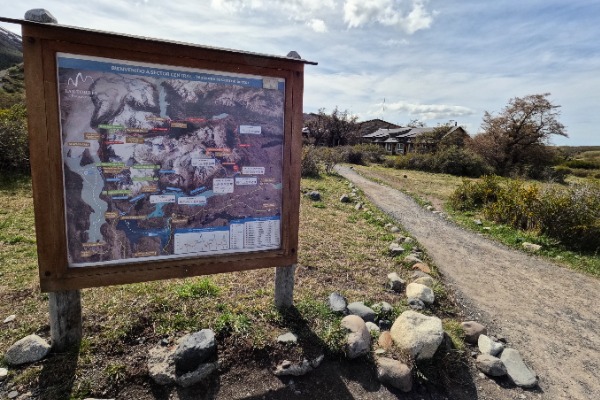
[1,0,599,145]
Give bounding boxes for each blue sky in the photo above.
[2,0,599,145]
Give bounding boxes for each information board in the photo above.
[57,54,285,267]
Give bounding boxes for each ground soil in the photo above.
[337,165,600,400]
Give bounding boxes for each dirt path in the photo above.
[337,166,600,400]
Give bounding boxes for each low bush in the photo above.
[449,175,502,211]
[0,104,29,173]
[563,159,600,170]
[301,146,321,177]
[388,147,492,178]
[451,177,600,252]
[342,144,386,165]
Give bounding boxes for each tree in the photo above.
[470,93,567,176]
[304,107,359,147]
[0,103,29,172]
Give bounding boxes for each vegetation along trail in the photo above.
[337,165,600,400]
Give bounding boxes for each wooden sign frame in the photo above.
[20,21,313,291]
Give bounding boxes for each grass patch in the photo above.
[0,173,466,397]
[353,164,600,277]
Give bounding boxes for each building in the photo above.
[362,124,469,155]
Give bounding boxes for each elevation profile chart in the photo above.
[56,53,285,267]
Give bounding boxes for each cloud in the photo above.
[343,0,435,33]
[307,19,328,33]
[370,101,475,120]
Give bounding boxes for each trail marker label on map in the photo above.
[22,21,312,290]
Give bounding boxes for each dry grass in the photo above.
[0,173,465,398]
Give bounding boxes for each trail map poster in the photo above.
[57,53,285,267]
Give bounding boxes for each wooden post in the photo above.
[49,290,82,352]
[275,264,296,309]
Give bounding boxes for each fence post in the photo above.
[274,264,296,309]
[48,290,82,352]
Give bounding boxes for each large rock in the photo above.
[478,334,504,356]
[476,354,507,377]
[347,302,376,322]
[341,315,371,359]
[500,348,538,388]
[174,329,216,374]
[390,311,444,360]
[406,282,435,305]
[4,335,50,366]
[328,292,347,314]
[461,321,487,344]
[376,357,412,392]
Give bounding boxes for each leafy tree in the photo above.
[470,93,566,176]
[407,119,426,128]
[304,107,359,147]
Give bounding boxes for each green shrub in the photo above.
[563,159,600,170]
[342,144,387,165]
[301,146,321,177]
[449,175,502,211]
[451,177,600,252]
[314,146,344,174]
[432,146,493,177]
[0,104,29,173]
[484,180,541,230]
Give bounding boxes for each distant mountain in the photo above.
[0,26,23,70]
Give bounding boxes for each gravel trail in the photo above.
[337,165,600,400]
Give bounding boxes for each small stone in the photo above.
[3,315,16,323]
[413,276,435,288]
[347,302,376,322]
[461,321,487,344]
[474,219,483,225]
[365,322,380,333]
[410,270,431,280]
[407,298,425,310]
[160,338,170,346]
[387,272,406,292]
[4,335,51,366]
[393,235,406,244]
[500,348,538,388]
[177,362,218,387]
[376,357,412,392]
[173,329,216,374]
[277,332,298,344]
[378,319,392,331]
[406,283,435,305]
[8,391,19,399]
[388,243,405,255]
[403,237,415,244]
[476,354,507,377]
[522,242,542,252]
[341,315,371,359]
[374,348,386,355]
[372,301,393,315]
[340,194,350,203]
[426,205,434,211]
[390,226,400,233]
[355,203,363,210]
[0,367,8,381]
[308,191,321,201]
[378,331,393,350]
[411,263,431,273]
[478,335,504,356]
[482,227,492,231]
[403,255,423,265]
[328,292,348,313]
[24,9,57,23]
